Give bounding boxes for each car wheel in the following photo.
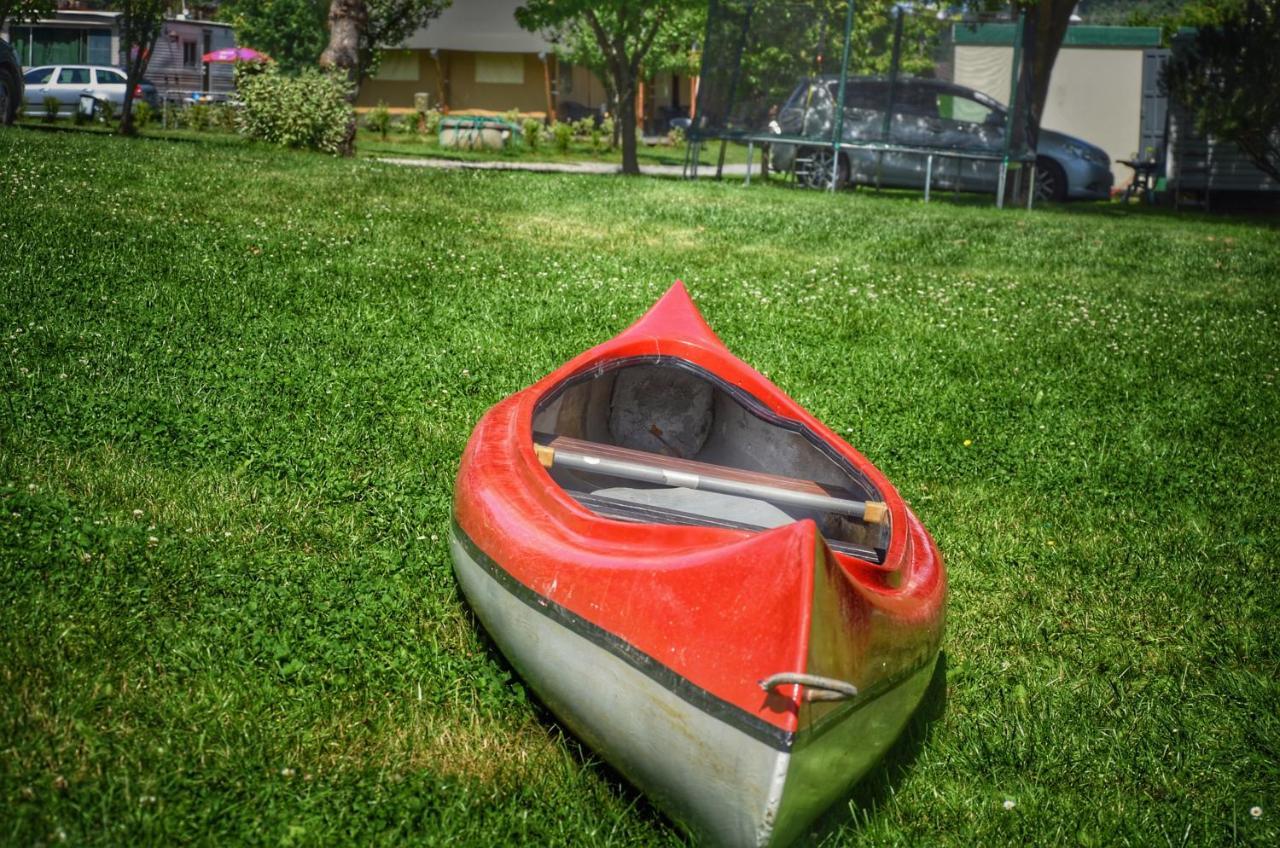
[1035,157,1067,203]
[0,72,15,125]
[795,147,849,190]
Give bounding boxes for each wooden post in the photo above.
[541,52,554,123]
[636,80,645,133]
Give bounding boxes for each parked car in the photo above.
[22,64,160,117]
[0,38,21,125]
[769,77,1113,202]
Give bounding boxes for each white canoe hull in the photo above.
[450,526,936,847]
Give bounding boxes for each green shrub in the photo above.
[73,103,90,125]
[572,116,594,140]
[97,98,116,125]
[396,113,418,135]
[366,102,391,140]
[553,120,573,153]
[211,103,237,132]
[667,125,685,147]
[600,116,616,151]
[132,100,153,129]
[42,96,59,122]
[187,103,211,132]
[423,108,442,137]
[162,102,182,129]
[235,66,354,155]
[522,118,542,151]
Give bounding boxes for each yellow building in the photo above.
[358,0,694,131]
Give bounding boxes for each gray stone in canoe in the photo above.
[609,365,713,458]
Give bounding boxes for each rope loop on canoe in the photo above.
[759,673,859,702]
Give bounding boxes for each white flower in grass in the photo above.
[1002,799,1016,811]
[1251,806,1263,819]
[281,767,295,778]
[132,509,144,519]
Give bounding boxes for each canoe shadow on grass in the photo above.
[801,651,949,845]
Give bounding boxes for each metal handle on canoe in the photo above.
[760,673,859,702]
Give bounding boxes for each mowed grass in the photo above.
[1,127,1277,847]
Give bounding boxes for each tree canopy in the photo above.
[1161,0,1280,182]
[517,0,702,175]
[0,0,54,32]
[219,0,330,73]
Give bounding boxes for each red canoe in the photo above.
[450,283,945,847]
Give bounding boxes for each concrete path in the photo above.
[376,156,754,178]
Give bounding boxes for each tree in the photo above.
[319,0,448,86]
[1007,0,1077,156]
[516,0,701,175]
[542,4,703,149]
[219,0,329,73]
[118,0,170,137]
[1161,0,1280,182]
[0,0,54,32]
[319,0,448,155]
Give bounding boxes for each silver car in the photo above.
[22,64,159,116]
[770,77,1113,202]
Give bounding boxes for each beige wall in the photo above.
[954,45,1144,186]
[358,50,552,116]
[565,65,609,109]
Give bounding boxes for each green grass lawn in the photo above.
[2,127,1277,846]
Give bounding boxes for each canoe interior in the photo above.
[532,357,890,561]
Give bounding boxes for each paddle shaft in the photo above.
[536,443,887,524]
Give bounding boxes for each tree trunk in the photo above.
[320,0,366,157]
[119,27,159,138]
[1024,0,1074,148]
[1010,0,1076,201]
[618,79,639,175]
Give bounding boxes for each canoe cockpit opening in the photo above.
[532,358,890,563]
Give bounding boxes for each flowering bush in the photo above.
[365,102,391,140]
[552,120,573,153]
[235,66,354,155]
[522,117,542,151]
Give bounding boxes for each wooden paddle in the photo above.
[535,435,888,525]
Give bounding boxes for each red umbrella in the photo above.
[202,47,271,64]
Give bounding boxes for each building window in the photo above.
[87,30,112,65]
[183,41,198,68]
[11,26,90,66]
[373,50,419,81]
[475,53,524,85]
